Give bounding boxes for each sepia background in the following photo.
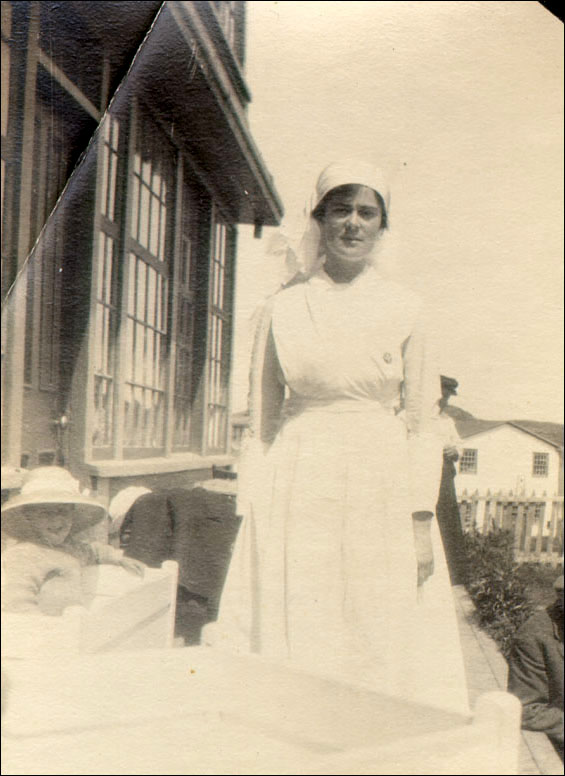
[233,0,564,424]
[1,3,563,774]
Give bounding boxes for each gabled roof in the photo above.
[443,405,475,422]
[454,417,505,439]
[509,420,564,450]
[453,414,563,450]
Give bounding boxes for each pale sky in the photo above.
[231,1,564,423]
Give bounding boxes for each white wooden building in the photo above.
[450,417,564,564]
[453,419,563,498]
[1,1,283,505]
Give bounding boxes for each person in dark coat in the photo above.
[508,575,564,759]
[435,376,467,585]
[115,482,240,643]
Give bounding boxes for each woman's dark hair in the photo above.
[312,184,388,229]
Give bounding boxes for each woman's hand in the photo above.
[412,512,434,587]
[119,557,145,577]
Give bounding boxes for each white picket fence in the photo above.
[458,489,564,566]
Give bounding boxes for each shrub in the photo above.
[515,561,564,609]
[463,527,534,658]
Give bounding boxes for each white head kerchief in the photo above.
[269,159,393,282]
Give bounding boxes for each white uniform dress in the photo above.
[208,265,468,715]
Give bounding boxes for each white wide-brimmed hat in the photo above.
[108,486,152,537]
[1,466,106,539]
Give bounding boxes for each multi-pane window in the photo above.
[123,111,173,450]
[93,116,120,448]
[459,448,478,474]
[23,98,72,389]
[92,233,117,447]
[532,452,549,477]
[123,253,168,449]
[207,215,234,452]
[100,115,119,222]
[90,104,236,459]
[173,175,199,448]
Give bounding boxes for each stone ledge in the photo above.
[454,586,563,775]
[83,454,235,479]
[0,467,26,491]
[521,730,563,776]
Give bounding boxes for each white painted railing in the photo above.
[458,490,564,566]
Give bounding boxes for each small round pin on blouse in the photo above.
[383,352,393,364]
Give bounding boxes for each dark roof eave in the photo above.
[169,2,283,227]
[233,134,284,227]
[508,421,564,451]
[457,419,564,449]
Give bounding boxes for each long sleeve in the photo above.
[248,298,285,447]
[508,616,564,744]
[237,298,285,517]
[402,302,443,514]
[2,543,83,615]
[2,547,42,613]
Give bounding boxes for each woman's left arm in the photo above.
[403,302,444,585]
[403,303,443,508]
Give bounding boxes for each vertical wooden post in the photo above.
[78,56,111,467]
[520,500,531,557]
[112,98,136,459]
[2,3,39,467]
[201,208,215,457]
[163,154,183,456]
[553,498,560,559]
[534,500,545,557]
[512,502,522,558]
[224,224,237,455]
[547,498,556,561]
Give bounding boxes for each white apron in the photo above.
[207,266,468,715]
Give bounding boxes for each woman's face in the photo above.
[319,186,384,265]
[27,504,74,546]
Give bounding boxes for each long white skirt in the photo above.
[207,408,469,715]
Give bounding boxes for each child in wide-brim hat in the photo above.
[1,467,144,616]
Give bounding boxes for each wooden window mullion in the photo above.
[164,153,183,456]
[112,99,138,459]
[200,208,215,456]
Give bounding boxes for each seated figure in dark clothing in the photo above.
[507,575,564,759]
[109,481,240,644]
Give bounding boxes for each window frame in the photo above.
[87,98,237,463]
[170,163,205,452]
[23,95,76,392]
[459,448,478,474]
[204,207,236,455]
[532,451,549,478]
[91,113,122,453]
